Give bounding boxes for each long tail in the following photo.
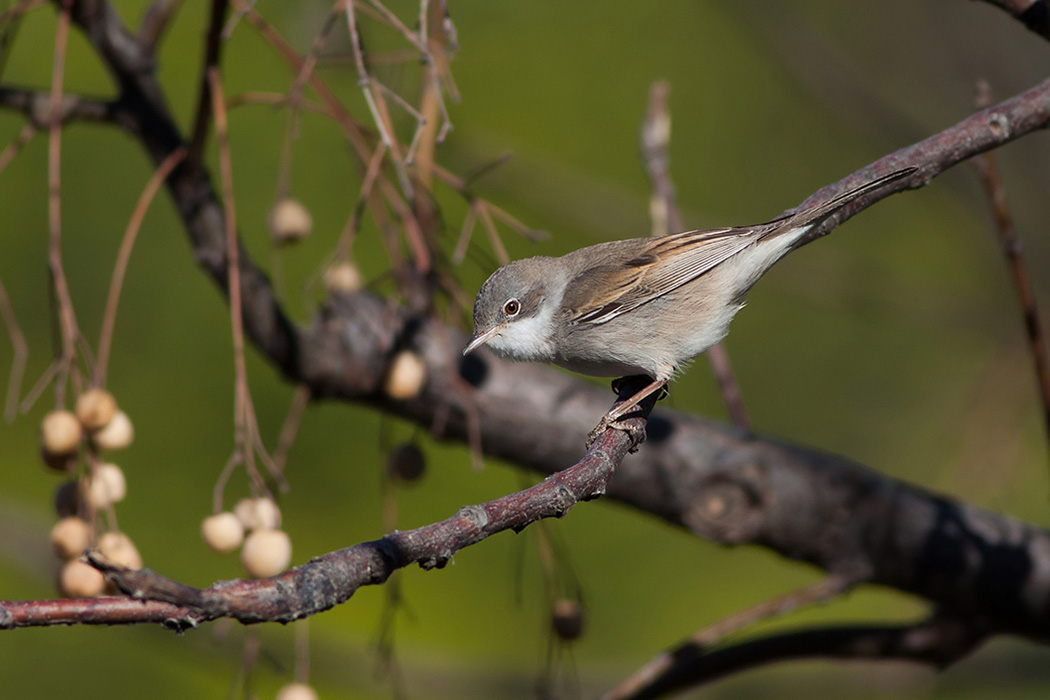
[760,166,917,240]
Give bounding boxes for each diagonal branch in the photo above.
[0,377,656,629]
[605,615,989,700]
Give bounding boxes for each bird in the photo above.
[464,167,915,444]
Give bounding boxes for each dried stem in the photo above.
[95,147,187,387]
[208,67,257,489]
[188,0,229,167]
[46,0,80,408]
[0,277,28,422]
[272,385,311,475]
[973,80,1050,463]
[639,80,748,429]
[0,123,36,175]
[137,0,184,54]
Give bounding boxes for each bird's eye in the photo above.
[503,299,520,316]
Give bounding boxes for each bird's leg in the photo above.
[586,377,668,448]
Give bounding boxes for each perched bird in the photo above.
[464,167,915,442]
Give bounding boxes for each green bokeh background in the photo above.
[2,1,1050,698]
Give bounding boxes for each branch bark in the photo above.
[2,0,1050,661]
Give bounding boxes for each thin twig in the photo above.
[639,80,749,430]
[188,0,229,168]
[605,574,852,700]
[208,67,256,495]
[0,277,28,422]
[344,0,414,200]
[137,0,184,54]
[476,202,509,265]
[46,0,80,408]
[973,79,1050,464]
[272,385,311,475]
[224,91,328,116]
[0,122,35,175]
[96,147,186,387]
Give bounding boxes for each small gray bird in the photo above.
[464,167,915,442]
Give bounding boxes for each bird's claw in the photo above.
[585,415,647,452]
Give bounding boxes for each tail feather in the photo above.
[761,166,917,240]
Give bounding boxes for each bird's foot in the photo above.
[585,414,648,452]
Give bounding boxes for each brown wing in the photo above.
[564,227,758,325]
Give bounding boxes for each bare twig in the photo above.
[344,0,414,200]
[605,574,853,700]
[137,0,184,54]
[973,80,1050,463]
[639,80,749,430]
[188,0,229,167]
[209,67,260,490]
[0,277,28,422]
[0,122,34,175]
[271,385,311,476]
[605,616,987,700]
[96,147,186,387]
[2,378,656,629]
[46,0,81,408]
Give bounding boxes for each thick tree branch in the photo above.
[3,0,1050,655]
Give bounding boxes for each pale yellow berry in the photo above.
[41,410,82,456]
[97,531,142,570]
[86,463,127,509]
[75,389,117,430]
[241,529,292,578]
[323,261,363,294]
[270,199,312,243]
[276,683,319,700]
[234,497,281,531]
[384,350,427,400]
[201,512,245,554]
[92,410,134,451]
[59,559,105,598]
[50,517,92,560]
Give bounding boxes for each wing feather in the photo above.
[565,227,759,325]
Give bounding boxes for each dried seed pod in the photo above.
[276,684,319,700]
[269,199,313,243]
[201,512,245,554]
[234,497,281,531]
[50,517,92,560]
[323,261,363,294]
[386,442,426,483]
[551,598,584,641]
[41,410,82,456]
[241,529,292,578]
[87,463,127,509]
[92,410,134,451]
[75,389,117,430]
[97,531,143,570]
[384,350,427,400]
[59,560,106,598]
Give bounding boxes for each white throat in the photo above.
[487,304,557,362]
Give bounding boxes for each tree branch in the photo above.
[0,377,656,629]
[604,616,989,700]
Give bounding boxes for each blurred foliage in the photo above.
[1,1,1050,698]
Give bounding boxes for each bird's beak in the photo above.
[463,325,502,355]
